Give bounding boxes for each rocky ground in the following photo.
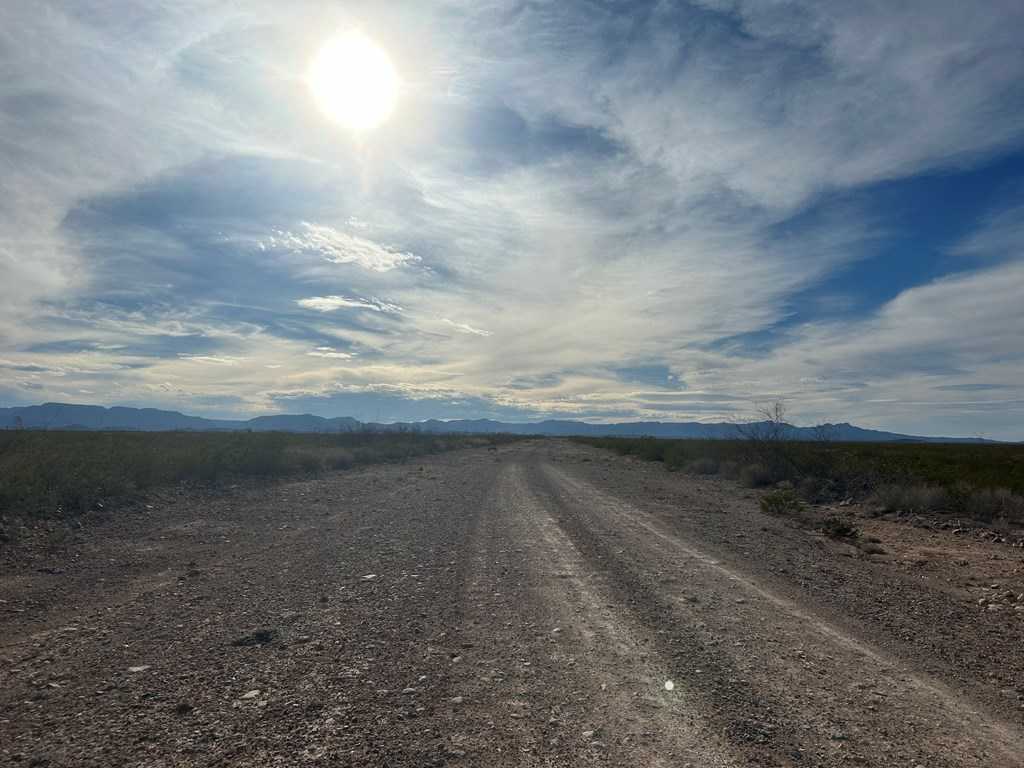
[1,440,1022,766]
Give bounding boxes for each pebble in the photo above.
[450,696,464,704]
[240,690,260,700]
[127,665,151,673]
[401,687,417,694]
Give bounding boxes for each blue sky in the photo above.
[2,1,1024,438]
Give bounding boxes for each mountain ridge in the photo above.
[0,402,1000,443]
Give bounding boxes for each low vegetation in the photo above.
[575,436,1024,525]
[0,430,515,519]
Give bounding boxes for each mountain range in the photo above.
[0,402,998,443]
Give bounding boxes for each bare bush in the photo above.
[797,476,828,503]
[686,458,719,475]
[967,487,1024,524]
[739,463,773,488]
[719,460,739,479]
[736,400,801,481]
[874,484,948,513]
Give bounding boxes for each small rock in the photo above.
[128,665,151,673]
[402,687,417,694]
[240,690,260,700]
[361,574,378,581]
[231,629,276,647]
[582,730,595,739]
[450,696,464,704]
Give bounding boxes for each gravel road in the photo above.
[2,440,1022,766]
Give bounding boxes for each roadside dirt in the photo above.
[2,440,1022,766]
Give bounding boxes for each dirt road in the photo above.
[2,441,1023,766]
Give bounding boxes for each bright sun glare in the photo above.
[307,32,399,132]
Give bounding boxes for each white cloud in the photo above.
[441,318,493,337]
[297,295,402,313]
[177,355,242,365]
[262,224,419,272]
[307,347,354,359]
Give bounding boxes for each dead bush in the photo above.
[874,483,948,513]
[967,487,1024,524]
[739,463,773,488]
[719,460,739,479]
[797,476,828,503]
[325,449,355,470]
[686,458,719,475]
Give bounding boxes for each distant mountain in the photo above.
[0,403,359,433]
[0,402,998,443]
[373,418,994,443]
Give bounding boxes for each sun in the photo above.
[307,31,399,132]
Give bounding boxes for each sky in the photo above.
[2,1,1024,438]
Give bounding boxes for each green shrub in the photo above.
[760,489,805,517]
[822,516,859,539]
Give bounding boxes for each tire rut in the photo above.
[533,458,1024,767]
[452,462,739,766]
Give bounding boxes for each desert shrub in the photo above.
[325,449,355,470]
[874,484,948,513]
[719,460,739,479]
[294,451,324,474]
[797,476,831,503]
[575,437,1024,525]
[822,515,859,539]
[0,430,518,518]
[739,463,773,488]
[686,458,719,475]
[760,489,804,517]
[965,487,1024,524]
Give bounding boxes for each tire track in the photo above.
[536,459,1024,767]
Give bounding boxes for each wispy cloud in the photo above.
[297,295,403,313]
[441,318,493,337]
[306,347,354,359]
[2,1,1024,437]
[177,355,242,365]
[261,225,419,272]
